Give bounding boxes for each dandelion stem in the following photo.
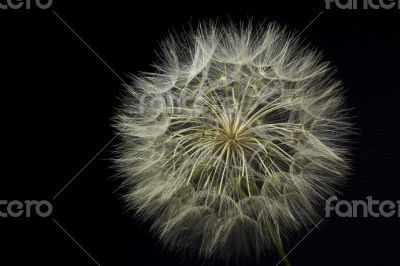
[267,221,291,266]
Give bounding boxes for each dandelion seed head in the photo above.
[114,21,352,261]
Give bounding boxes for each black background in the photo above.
[1,0,400,265]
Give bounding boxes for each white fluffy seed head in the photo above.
[114,21,352,261]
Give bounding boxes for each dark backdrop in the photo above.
[1,0,399,265]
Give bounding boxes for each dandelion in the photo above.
[114,21,352,263]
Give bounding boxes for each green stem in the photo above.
[267,221,291,266]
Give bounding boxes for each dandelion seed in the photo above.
[114,21,352,262]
